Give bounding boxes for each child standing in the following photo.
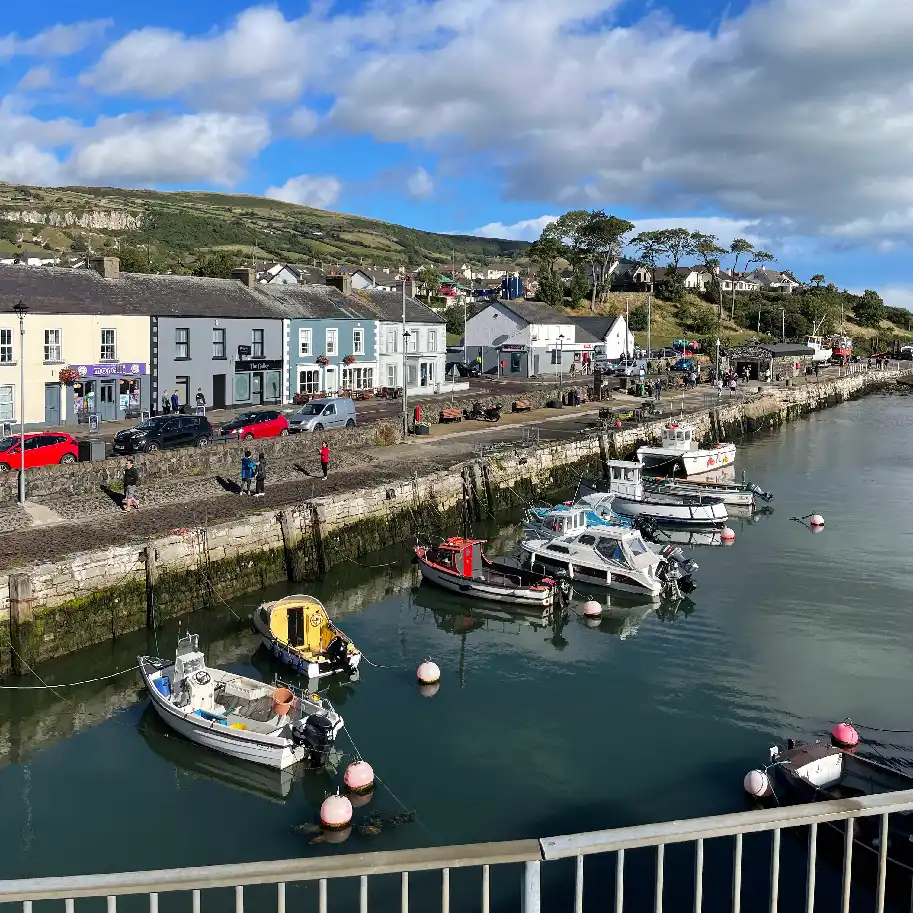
[240,450,254,495]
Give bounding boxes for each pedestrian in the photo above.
[716,378,724,401]
[240,449,254,495]
[728,376,737,396]
[254,452,266,497]
[171,390,180,414]
[195,388,206,408]
[654,377,662,403]
[123,458,139,512]
[320,440,330,480]
[162,391,170,415]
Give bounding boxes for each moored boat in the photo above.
[138,633,343,770]
[637,420,736,476]
[523,500,657,541]
[415,537,571,608]
[251,595,360,680]
[805,335,833,363]
[644,473,771,507]
[830,334,853,361]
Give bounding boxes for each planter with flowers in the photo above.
[316,354,329,366]
[343,354,356,365]
[59,367,80,385]
[413,420,431,436]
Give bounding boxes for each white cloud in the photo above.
[265,174,342,209]
[0,20,111,60]
[472,215,559,241]
[69,113,270,186]
[284,107,319,137]
[406,166,434,201]
[17,66,54,92]
[877,286,913,312]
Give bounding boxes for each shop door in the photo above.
[251,372,263,405]
[213,375,226,409]
[533,354,540,375]
[44,384,61,425]
[324,367,337,394]
[420,362,428,387]
[100,381,117,420]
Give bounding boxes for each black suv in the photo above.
[113,415,214,454]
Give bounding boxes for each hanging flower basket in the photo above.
[343,354,356,365]
[316,354,329,365]
[59,367,80,384]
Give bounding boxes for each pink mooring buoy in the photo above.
[344,760,375,795]
[831,721,859,749]
[809,514,825,528]
[720,527,736,544]
[320,794,353,830]
[417,661,441,685]
[743,769,772,798]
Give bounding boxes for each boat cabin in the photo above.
[259,596,334,654]
[660,422,698,452]
[540,507,590,536]
[606,460,645,501]
[425,537,486,579]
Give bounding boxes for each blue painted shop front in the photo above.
[289,317,378,399]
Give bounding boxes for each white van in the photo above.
[288,397,357,433]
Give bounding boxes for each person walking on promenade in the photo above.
[240,449,255,495]
[123,458,140,512]
[728,376,737,396]
[254,452,266,497]
[320,440,330,480]
[162,392,170,415]
[195,388,206,408]
[171,391,180,414]
[654,377,662,404]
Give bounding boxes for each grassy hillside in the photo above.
[0,182,528,270]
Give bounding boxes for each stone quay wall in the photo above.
[0,369,900,674]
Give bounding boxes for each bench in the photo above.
[512,399,532,413]
[439,408,463,423]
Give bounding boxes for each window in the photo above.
[0,329,11,364]
[298,369,320,394]
[578,534,597,546]
[353,328,364,355]
[326,328,338,356]
[342,366,375,390]
[212,328,225,358]
[174,377,189,407]
[386,364,396,387]
[252,329,264,358]
[428,330,437,352]
[428,361,436,384]
[299,328,312,357]
[44,329,62,363]
[407,329,417,353]
[0,385,13,421]
[100,329,116,361]
[176,328,190,359]
[386,330,396,353]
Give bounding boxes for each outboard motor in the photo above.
[292,714,335,767]
[554,573,572,606]
[326,635,347,667]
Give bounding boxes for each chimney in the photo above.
[232,267,256,287]
[89,256,120,280]
[326,273,352,295]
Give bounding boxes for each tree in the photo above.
[631,230,664,290]
[577,211,634,310]
[728,238,754,319]
[811,274,825,287]
[0,222,20,243]
[628,305,648,331]
[691,232,727,319]
[70,237,90,253]
[119,245,160,274]
[567,267,590,306]
[854,289,886,328]
[417,265,441,297]
[193,250,241,279]
[529,233,565,307]
[537,269,564,307]
[744,249,775,275]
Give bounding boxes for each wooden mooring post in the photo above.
[279,510,302,582]
[9,572,34,676]
[145,542,157,629]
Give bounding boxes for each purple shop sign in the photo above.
[69,363,147,378]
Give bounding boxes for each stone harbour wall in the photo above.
[0,368,902,674]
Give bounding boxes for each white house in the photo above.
[716,270,760,293]
[747,269,800,294]
[465,300,634,377]
[654,266,710,291]
[257,262,302,285]
[373,293,448,394]
[17,253,59,267]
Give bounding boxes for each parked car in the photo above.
[670,357,698,373]
[113,416,214,454]
[288,397,356,433]
[0,432,79,471]
[220,410,290,440]
[450,362,480,378]
[614,358,648,377]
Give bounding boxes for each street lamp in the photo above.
[557,333,565,399]
[13,301,27,504]
[402,330,411,433]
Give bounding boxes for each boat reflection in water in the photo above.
[249,647,361,711]
[138,705,339,806]
[412,584,561,635]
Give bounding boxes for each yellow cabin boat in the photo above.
[251,595,361,680]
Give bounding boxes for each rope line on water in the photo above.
[0,667,138,690]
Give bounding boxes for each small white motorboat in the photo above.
[637,420,736,476]
[585,462,728,527]
[644,477,758,507]
[523,500,653,541]
[139,633,344,770]
[519,524,697,601]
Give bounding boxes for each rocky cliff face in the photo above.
[0,210,143,230]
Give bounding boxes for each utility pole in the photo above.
[463,296,467,366]
[13,301,27,504]
[558,334,564,399]
[625,297,630,359]
[402,279,408,434]
[646,284,652,357]
[781,307,786,342]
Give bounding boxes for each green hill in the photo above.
[0,182,528,271]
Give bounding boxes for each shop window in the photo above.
[234,373,251,402]
[298,369,320,394]
[342,367,375,390]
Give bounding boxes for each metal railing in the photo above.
[2,790,913,913]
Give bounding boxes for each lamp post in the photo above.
[402,331,411,434]
[558,333,565,400]
[13,301,27,504]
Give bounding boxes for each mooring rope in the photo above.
[0,666,138,690]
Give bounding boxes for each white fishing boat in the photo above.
[583,462,728,527]
[519,524,697,601]
[644,474,770,507]
[805,336,833,363]
[138,633,344,770]
[637,420,736,476]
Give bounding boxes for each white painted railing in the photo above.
[3,790,913,913]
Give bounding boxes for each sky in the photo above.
[2,0,913,305]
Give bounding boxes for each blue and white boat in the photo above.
[522,498,647,541]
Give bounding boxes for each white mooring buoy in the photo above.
[583,600,602,618]
[417,660,441,685]
[743,769,772,798]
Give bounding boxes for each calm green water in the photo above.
[2,395,913,911]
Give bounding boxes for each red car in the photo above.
[0,432,79,471]
[219,409,289,441]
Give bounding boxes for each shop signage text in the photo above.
[69,363,147,377]
[235,359,282,372]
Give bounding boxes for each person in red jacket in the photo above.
[320,440,330,479]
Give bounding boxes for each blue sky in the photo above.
[2,0,913,306]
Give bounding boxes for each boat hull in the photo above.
[418,557,554,607]
[638,443,736,476]
[646,481,753,507]
[612,495,728,527]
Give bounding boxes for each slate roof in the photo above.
[568,316,621,344]
[759,343,815,357]
[0,264,442,323]
[497,299,570,325]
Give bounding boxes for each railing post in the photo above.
[521,861,540,913]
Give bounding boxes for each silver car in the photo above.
[288,397,357,433]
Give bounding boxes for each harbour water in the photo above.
[2,394,913,910]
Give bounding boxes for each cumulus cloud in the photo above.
[472,216,559,241]
[17,66,54,92]
[0,20,111,60]
[265,174,342,209]
[284,107,319,137]
[406,166,434,201]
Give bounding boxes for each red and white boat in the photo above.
[414,537,569,608]
[830,334,853,361]
[636,420,736,477]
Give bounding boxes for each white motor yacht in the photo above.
[637,420,736,476]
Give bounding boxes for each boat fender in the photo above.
[743,770,772,798]
[583,600,602,618]
[344,761,375,795]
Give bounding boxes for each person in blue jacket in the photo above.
[240,449,255,495]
